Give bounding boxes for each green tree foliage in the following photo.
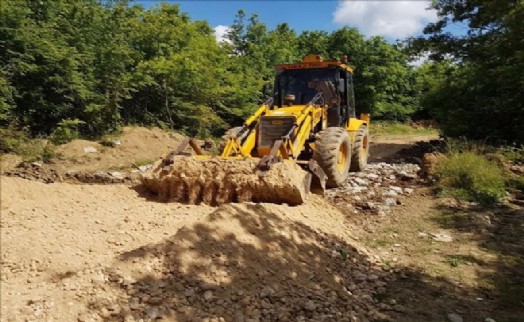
[1,3,424,140]
[413,0,524,143]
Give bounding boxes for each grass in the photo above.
[431,211,455,228]
[382,227,400,234]
[445,255,465,267]
[507,175,524,192]
[0,126,58,163]
[435,152,506,205]
[372,121,439,136]
[372,239,390,247]
[134,158,155,167]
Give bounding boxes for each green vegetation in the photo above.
[435,152,506,205]
[50,119,85,144]
[372,121,438,136]
[134,158,156,167]
[445,256,465,268]
[0,1,423,142]
[410,0,524,143]
[0,0,522,148]
[0,126,56,162]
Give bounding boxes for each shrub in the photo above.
[0,125,57,162]
[435,152,506,205]
[50,119,85,145]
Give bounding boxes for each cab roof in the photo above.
[275,54,354,73]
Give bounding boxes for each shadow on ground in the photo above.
[369,139,442,164]
[422,202,524,322]
[85,199,522,322]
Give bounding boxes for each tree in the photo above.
[414,0,524,142]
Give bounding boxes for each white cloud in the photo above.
[333,1,437,39]
[213,25,231,43]
[409,52,430,67]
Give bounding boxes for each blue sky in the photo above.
[135,1,462,43]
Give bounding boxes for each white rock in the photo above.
[83,146,98,153]
[390,186,403,193]
[385,190,398,197]
[384,198,397,206]
[404,188,414,194]
[304,300,316,311]
[354,178,367,186]
[260,286,275,298]
[203,290,213,301]
[138,165,151,172]
[447,313,463,322]
[145,306,160,320]
[431,232,453,243]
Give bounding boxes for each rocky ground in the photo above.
[326,162,421,217]
[1,129,523,322]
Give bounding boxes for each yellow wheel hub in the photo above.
[337,143,348,172]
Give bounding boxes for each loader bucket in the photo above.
[140,156,313,206]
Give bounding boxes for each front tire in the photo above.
[350,125,369,172]
[314,127,352,188]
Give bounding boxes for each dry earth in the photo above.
[1,130,523,322]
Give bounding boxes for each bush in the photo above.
[435,152,506,205]
[0,125,56,162]
[50,119,85,144]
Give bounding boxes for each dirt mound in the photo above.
[141,157,311,206]
[104,203,392,322]
[1,176,394,322]
[0,154,23,173]
[57,127,186,173]
[2,127,187,182]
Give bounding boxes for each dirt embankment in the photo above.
[1,127,187,183]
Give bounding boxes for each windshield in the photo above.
[276,68,337,105]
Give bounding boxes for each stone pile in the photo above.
[326,162,421,215]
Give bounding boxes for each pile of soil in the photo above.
[141,157,311,206]
[0,177,394,322]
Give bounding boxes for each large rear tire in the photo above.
[314,127,352,188]
[350,125,369,172]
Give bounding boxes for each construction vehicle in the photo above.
[141,54,370,205]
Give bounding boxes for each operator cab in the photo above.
[273,55,356,127]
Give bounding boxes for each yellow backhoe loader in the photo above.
[141,54,370,205]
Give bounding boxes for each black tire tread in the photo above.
[313,127,352,188]
[350,125,369,172]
